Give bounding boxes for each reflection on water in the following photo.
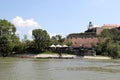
[0,58,120,80]
[67,66,120,73]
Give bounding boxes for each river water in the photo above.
[0,58,120,80]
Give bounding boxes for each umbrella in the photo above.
[56,44,62,48]
[62,45,68,47]
[50,44,56,48]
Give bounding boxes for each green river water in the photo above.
[0,57,120,80]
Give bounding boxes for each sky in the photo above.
[0,0,120,40]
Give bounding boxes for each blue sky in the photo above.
[1,0,120,40]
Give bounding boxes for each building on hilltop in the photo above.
[102,24,120,29]
[88,21,93,30]
[65,22,98,48]
[65,33,98,48]
[86,23,120,35]
[65,22,120,48]
[64,22,120,56]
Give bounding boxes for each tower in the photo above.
[88,21,93,30]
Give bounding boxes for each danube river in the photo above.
[0,58,120,80]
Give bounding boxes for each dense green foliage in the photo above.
[50,35,65,45]
[64,40,73,46]
[21,35,35,53]
[94,28,120,58]
[32,29,50,52]
[0,19,20,57]
[1,18,120,58]
[0,19,66,56]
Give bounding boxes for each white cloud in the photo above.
[11,16,41,40]
[11,16,41,28]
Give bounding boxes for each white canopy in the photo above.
[56,44,62,47]
[62,45,68,47]
[50,44,56,47]
[50,44,68,48]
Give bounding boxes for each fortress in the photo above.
[65,22,120,48]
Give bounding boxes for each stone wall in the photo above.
[65,37,98,48]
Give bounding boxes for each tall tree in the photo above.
[56,35,65,44]
[32,29,50,52]
[50,36,58,45]
[50,35,65,45]
[0,19,20,57]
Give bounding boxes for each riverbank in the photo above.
[13,54,111,60]
[83,56,111,60]
[34,54,76,59]
[34,54,111,59]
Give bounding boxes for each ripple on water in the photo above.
[66,66,120,73]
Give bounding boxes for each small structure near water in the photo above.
[50,44,68,58]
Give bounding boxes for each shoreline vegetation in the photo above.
[0,19,120,59]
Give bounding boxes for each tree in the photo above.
[56,35,65,44]
[50,35,65,45]
[21,34,29,53]
[50,36,58,45]
[22,34,28,42]
[94,28,120,58]
[32,29,50,52]
[0,19,20,57]
[65,40,73,46]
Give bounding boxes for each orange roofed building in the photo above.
[65,33,98,48]
[65,22,120,48]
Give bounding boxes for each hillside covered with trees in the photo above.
[93,28,120,58]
